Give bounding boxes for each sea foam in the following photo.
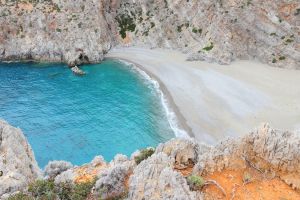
[117,59,190,139]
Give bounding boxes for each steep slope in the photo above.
[2,121,300,199]
[0,120,41,199]
[0,0,113,66]
[109,0,299,68]
[0,0,299,68]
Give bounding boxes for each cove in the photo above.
[0,60,175,167]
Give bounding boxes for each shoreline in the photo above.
[105,57,194,139]
[2,47,300,144]
[106,47,300,144]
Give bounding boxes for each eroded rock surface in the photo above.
[44,160,73,179]
[95,157,133,199]
[0,120,41,198]
[54,155,107,185]
[0,0,299,68]
[127,153,201,200]
[194,124,300,189]
[1,120,300,199]
[0,0,113,66]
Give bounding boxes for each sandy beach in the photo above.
[107,47,300,144]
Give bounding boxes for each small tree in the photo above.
[134,148,155,164]
[187,175,205,191]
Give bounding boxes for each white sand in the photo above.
[107,47,300,144]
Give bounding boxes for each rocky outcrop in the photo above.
[0,0,113,66]
[127,152,201,200]
[155,138,208,166]
[1,121,300,199]
[94,155,134,199]
[54,155,107,185]
[44,160,73,179]
[71,66,85,75]
[0,120,41,198]
[194,124,300,189]
[110,0,299,68]
[0,0,299,68]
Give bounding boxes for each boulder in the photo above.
[71,66,85,75]
[44,161,73,179]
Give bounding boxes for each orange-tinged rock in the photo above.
[74,163,107,184]
[203,167,300,200]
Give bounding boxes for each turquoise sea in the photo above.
[0,60,175,167]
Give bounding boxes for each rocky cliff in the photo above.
[0,0,299,68]
[0,120,41,199]
[1,120,300,199]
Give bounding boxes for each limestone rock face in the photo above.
[93,154,133,199]
[0,0,113,66]
[0,120,41,198]
[107,0,300,69]
[155,138,209,166]
[0,0,299,68]
[194,124,300,189]
[95,162,132,199]
[127,153,201,200]
[44,160,73,179]
[1,120,300,199]
[242,124,300,172]
[54,155,107,185]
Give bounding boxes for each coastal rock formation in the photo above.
[155,138,207,166]
[54,155,107,185]
[127,153,201,200]
[0,0,113,66]
[2,121,300,199]
[71,65,85,75]
[0,120,41,198]
[112,0,300,68]
[44,160,73,179]
[95,157,133,199]
[194,124,300,189]
[0,0,299,68]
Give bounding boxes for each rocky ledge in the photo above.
[1,120,300,199]
[0,0,299,68]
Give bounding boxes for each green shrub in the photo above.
[150,22,155,28]
[115,14,136,39]
[8,193,33,200]
[53,4,61,12]
[28,179,55,198]
[134,148,155,164]
[243,172,252,183]
[187,175,205,191]
[177,25,183,32]
[192,28,198,33]
[285,38,293,43]
[192,27,202,34]
[56,182,73,200]
[202,42,214,51]
[279,56,286,60]
[70,180,96,200]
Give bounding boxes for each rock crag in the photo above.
[0,0,299,68]
[1,120,300,199]
[0,120,41,199]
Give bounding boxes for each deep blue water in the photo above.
[0,60,174,167]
